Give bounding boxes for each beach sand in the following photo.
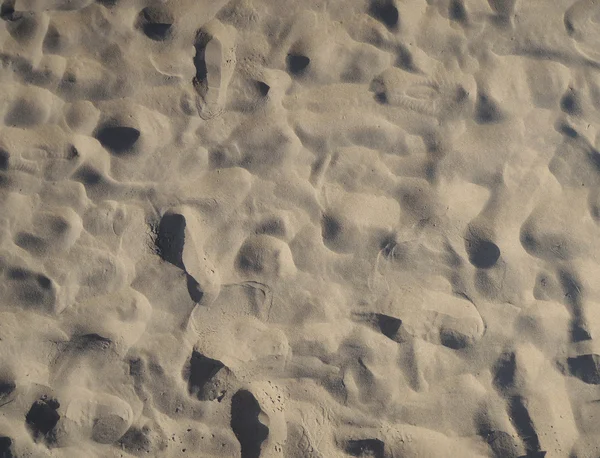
[0,0,599,456]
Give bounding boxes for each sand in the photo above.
[0,0,599,456]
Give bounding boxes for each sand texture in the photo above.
[0,0,600,457]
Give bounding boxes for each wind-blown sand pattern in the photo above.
[0,0,600,457]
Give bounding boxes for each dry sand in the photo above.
[0,0,599,457]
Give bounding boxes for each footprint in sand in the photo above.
[193,19,237,120]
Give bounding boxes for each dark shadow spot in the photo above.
[286,53,310,76]
[588,149,600,173]
[559,269,583,307]
[143,22,171,41]
[155,213,186,269]
[425,161,438,182]
[374,91,388,104]
[95,126,140,156]
[42,24,62,54]
[58,72,78,97]
[0,149,9,170]
[236,250,254,272]
[74,165,103,186]
[591,202,600,221]
[6,12,38,43]
[493,352,516,392]
[423,131,444,156]
[320,375,346,404]
[0,0,15,20]
[193,30,210,86]
[475,93,503,124]
[395,44,415,71]
[187,351,224,398]
[18,288,44,306]
[321,214,341,242]
[558,123,578,138]
[230,390,268,458]
[26,397,60,443]
[449,0,467,22]
[557,269,592,341]
[488,0,516,17]
[444,243,463,269]
[71,333,113,352]
[466,238,500,269]
[0,380,15,403]
[256,81,270,97]
[138,7,173,41]
[369,0,399,29]
[568,354,600,384]
[256,218,284,236]
[14,232,46,255]
[375,314,401,339]
[344,438,385,458]
[560,90,581,115]
[209,148,235,169]
[5,98,42,127]
[67,145,79,160]
[455,85,469,104]
[571,322,592,343]
[128,358,144,378]
[565,23,575,40]
[49,217,68,236]
[5,269,53,307]
[37,275,51,290]
[440,328,470,349]
[564,12,575,36]
[0,173,10,190]
[0,436,13,458]
[7,267,28,280]
[379,234,397,257]
[370,75,389,103]
[186,274,203,303]
[148,361,165,377]
[507,396,541,455]
[118,427,152,455]
[519,226,545,260]
[490,13,512,28]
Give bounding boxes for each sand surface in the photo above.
[0,0,599,457]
